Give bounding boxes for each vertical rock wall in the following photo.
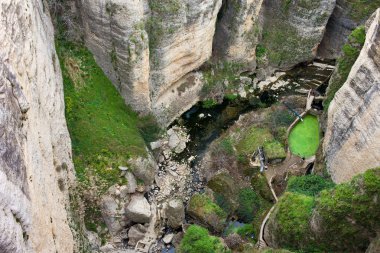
[212,0,264,70]
[324,9,380,183]
[0,1,75,252]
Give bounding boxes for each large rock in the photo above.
[213,0,264,70]
[165,199,185,229]
[129,152,158,185]
[318,0,380,59]
[79,0,222,125]
[187,194,227,233]
[100,188,130,237]
[260,0,335,69]
[127,224,147,246]
[125,194,151,223]
[0,1,75,252]
[324,9,380,183]
[80,0,151,114]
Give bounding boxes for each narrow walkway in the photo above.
[257,176,278,249]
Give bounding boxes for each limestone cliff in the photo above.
[213,0,264,70]
[318,0,380,59]
[0,1,75,252]
[260,0,335,69]
[79,0,222,125]
[324,8,380,183]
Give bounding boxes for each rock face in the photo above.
[213,0,264,70]
[317,0,357,59]
[80,0,151,114]
[0,1,74,252]
[79,0,222,125]
[318,0,380,59]
[324,9,380,183]
[125,194,151,223]
[260,0,335,69]
[165,199,185,229]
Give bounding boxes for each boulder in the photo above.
[124,172,137,194]
[129,152,158,185]
[125,194,151,223]
[165,199,185,229]
[100,195,124,236]
[127,224,147,246]
[187,194,227,233]
[163,233,174,244]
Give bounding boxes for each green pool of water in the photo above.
[288,115,320,158]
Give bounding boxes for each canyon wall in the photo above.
[79,0,222,125]
[77,0,336,125]
[0,1,75,252]
[324,9,380,183]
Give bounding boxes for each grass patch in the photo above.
[236,127,286,160]
[288,115,320,158]
[346,0,380,22]
[236,188,261,223]
[57,40,148,232]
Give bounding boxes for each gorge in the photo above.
[0,0,380,253]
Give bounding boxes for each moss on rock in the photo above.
[187,194,227,233]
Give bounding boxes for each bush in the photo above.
[178,225,227,253]
[286,175,335,197]
[271,192,315,249]
[236,188,261,223]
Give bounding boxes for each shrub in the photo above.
[286,175,335,197]
[271,192,315,249]
[256,44,267,58]
[178,225,227,253]
[236,188,261,223]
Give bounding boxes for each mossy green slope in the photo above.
[58,41,147,186]
[57,40,149,232]
[266,168,380,252]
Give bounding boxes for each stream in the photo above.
[157,60,334,252]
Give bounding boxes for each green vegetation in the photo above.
[236,188,261,223]
[288,115,320,158]
[261,19,316,67]
[57,40,152,232]
[202,99,218,109]
[324,26,366,109]
[208,173,238,215]
[58,40,147,186]
[286,175,335,197]
[347,0,380,22]
[187,194,227,232]
[256,44,267,58]
[201,61,242,100]
[251,173,274,202]
[236,127,286,161]
[178,225,228,253]
[269,168,380,252]
[314,168,380,251]
[272,192,315,249]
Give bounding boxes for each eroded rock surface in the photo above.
[0,0,74,252]
[324,9,380,183]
